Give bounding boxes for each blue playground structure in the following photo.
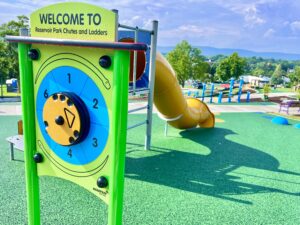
[271,116,289,125]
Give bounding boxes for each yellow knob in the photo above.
[43,92,90,146]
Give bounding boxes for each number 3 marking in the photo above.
[92,138,98,147]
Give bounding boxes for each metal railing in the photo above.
[120,20,158,150]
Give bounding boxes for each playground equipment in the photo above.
[228,78,234,103]
[227,79,250,103]
[218,91,223,103]
[5,3,151,225]
[118,24,157,151]
[237,79,244,103]
[246,91,251,102]
[209,83,214,103]
[154,53,215,129]
[5,2,216,224]
[201,83,206,101]
[279,100,300,114]
[272,116,289,125]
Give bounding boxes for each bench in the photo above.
[279,100,300,114]
[6,120,24,161]
[6,135,24,161]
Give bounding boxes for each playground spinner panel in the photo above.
[33,45,114,203]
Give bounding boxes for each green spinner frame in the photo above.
[7,3,148,225]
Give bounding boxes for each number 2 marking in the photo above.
[93,98,98,109]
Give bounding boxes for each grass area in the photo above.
[0,85,21,97]
[257,87,293,94]
[0,113,300,224]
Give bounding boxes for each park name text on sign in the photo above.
[30,2,116,41]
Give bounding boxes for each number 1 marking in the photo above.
[67,73,71,83]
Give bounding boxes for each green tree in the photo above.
[209,63,217,81]
[257,62,276,77]
[252,68,264,76]
[0,42,9,86]
[216,58,231,81]
[166,40,208,87]
[207,55,225,82]
[216,52,246,81]
[0,15,29,81]
[244,57,277,77]
[228,52,246,79]
[288,66,300,85]
[271,64,284,85]
[190,47,210,81]
[210,54,226,62]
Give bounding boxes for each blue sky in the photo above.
[1,0,300,54]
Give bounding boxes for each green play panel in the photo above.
[0,112,299,225]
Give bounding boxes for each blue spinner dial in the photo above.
[36,66,109,165]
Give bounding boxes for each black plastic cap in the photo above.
[28,49,40,60]
[33,153,43,163]
[99,55,112,69]
[97,176,108,188]
[55,116,64,125]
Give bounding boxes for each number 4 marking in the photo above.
[67,149,72,158]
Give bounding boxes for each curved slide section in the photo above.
[154,52,215,129]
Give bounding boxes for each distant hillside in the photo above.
[158,46,300,61]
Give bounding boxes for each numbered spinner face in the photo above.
[36,66,109,165]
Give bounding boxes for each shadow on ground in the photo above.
[126,127,300,205]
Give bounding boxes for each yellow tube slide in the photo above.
[154,52,215,129]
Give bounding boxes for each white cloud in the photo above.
[243,5,265,27]
[1,0,300,53]
[263,28,275,38]
[160,24,240,41]
[121,15,141,27]
[222,3,265,27]
[290,21,300,32]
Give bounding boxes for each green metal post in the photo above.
[18,42,40,225]
[108,50,130,225]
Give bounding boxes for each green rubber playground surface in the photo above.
[0,112,299,225]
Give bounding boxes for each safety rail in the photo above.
[127,120,147,130]
[157,112,184,137]
[119,19,158,150]
[128,87,150,96]
[128,106,148,114]
[5,36,148,51]
[119,24,153,34]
